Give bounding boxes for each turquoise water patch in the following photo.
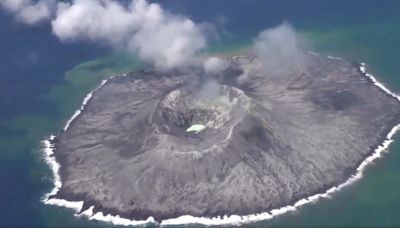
[186,124,207,133]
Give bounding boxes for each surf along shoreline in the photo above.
[41,54,400,226]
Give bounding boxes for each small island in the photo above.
[48,53,400,222]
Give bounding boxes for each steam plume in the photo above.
[52,0,207,69]
[0,0,55,24]
[203,57,226,74]
[1,0,208,70]
[253,23,307,75]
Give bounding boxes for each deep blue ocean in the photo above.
[0,1,400,227]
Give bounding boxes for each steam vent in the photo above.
[51,54,400,221]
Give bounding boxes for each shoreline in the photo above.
[41,56,400,226]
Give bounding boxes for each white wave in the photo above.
[40,75,159,226]
[85,207,155,226]
[63,79,109,131]
[307,52,341,61]
[327,55,341,60]
[307,51,320,56]
[41,134,157,226]
[360,63,400,102]
[307,51,341,61]
[41,60,400,227]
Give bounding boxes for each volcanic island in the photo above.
[48,53,400,222]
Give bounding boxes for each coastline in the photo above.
[41,56,400,226]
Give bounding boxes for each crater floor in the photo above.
[51,54,400,221]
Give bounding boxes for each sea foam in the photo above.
[41,59,400,226]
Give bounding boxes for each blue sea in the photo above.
[1,0,400,226]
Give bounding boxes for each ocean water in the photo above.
[0,1,399,227]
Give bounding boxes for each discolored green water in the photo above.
[1,1,400,227]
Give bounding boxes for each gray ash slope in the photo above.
[51,54,400,221]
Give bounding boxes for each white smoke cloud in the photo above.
[1,0,209,70]
[51,0,207,69]
[197,80,221,100]
[52,0,134,45]
[253,23,307,75]
[0,0,55,24]
[1,1,313,74]
[203,57,226,74]
[0,0,28,12]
